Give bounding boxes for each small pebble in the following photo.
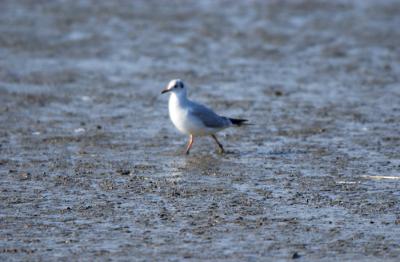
[116,169,130,176]
[19,172,31,180]
[292,252,301,259]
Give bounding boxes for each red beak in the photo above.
[161,87,171,94]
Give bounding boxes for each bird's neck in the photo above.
[169,92,188,107]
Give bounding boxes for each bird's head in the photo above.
[161,79,187,96]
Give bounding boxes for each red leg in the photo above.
[211,134,225,154]
[185,135,194,155]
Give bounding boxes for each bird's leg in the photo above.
[211,134,225,154]
[185,134,194,155]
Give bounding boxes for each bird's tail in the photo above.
[229,118,249,126]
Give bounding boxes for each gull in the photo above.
[161,79,248,154]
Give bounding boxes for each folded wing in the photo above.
[189,102,230,128]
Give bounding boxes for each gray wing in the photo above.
[189,101,230,128]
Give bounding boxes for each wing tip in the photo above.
[229,118,249,126]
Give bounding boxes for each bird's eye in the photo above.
[174,85,178,88]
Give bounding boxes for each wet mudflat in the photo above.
[1,0,400,261]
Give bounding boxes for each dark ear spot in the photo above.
[179,82,184,88]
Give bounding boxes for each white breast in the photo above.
[168,94,209,135]
[169,94,188,134]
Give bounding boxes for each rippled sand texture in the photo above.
[1,0,399,261]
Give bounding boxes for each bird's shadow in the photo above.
[171,147,243,174]
[174,151,221,169]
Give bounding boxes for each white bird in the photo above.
[161,79,248,154]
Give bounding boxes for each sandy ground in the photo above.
[1,0,400,261]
